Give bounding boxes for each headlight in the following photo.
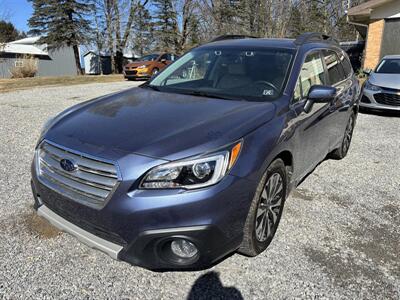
[137,65,147,69]
[364,80,381,92]
[140,141,242,190]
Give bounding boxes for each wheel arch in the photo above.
[272,150,294,190]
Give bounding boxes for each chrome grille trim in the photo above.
[37,141,120,209]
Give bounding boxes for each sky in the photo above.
[1,0,33,32]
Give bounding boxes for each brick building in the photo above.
[347,0,400,70]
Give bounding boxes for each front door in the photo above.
[290,51,332,179]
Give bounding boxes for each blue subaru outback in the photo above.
[31,33,360,270]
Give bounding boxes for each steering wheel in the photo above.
[251,80,279,95]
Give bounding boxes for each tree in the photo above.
[0,21,26,43]
[28,0,93,75]
[132,2,154,56]
[93,0,149,73]
[153,0,178,51]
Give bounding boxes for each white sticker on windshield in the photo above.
[263,89,274,96]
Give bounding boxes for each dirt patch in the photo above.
[327,194,350,208]
[305,246,398,297]
[291,188,315,201]
[347,217,399,269]
[22,211,61,239]
[382,203,400,220]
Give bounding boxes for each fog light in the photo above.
[170,239,198,258]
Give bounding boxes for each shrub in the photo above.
[9,55,38,78]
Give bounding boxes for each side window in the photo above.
[293,52,326,102]
[339,51,353,77]
[159,54,168,61]
[322,50,346,85]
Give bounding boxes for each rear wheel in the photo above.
[330,112,355,160]
[238,159,287,257]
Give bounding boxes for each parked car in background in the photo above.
[123,53,177,80]
[361,55,400,111]
[31,33,360,271]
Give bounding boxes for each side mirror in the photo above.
[160,58,167,64]
[304,85,336,113]
[363,68,372,76]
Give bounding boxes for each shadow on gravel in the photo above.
[187,271,243,300]
[359,108,400,118]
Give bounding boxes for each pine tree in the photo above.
[152,0,178,51]
[132,3,154,56]
[0,21,26,43]
[28,0,93,75]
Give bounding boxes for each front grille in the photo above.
[37,141,119,209]
[374,92,400,106]
[125,70,137,75]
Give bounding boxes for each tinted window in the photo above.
[339,51,353,77]
[159,54,168,60]
[139,54,159,61]
[323,50,346,85]
[293,52,326,102]
[376,59,400,74]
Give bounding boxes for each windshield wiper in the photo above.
[180,90,238,100]
[140,83,160,91]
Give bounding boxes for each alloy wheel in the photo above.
[255,173,284,242]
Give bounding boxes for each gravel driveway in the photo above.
[0,82,399,299]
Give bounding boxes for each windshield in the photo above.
[148,47,295,101]
[139,54,159,62]
[376,59,400,74]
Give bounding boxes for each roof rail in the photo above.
[210,35,258,42]
[294,32,339,46]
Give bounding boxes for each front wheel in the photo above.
[330,112,356,160]
[238,159,287,257]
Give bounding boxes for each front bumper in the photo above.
[124,70,150,79]
[31,156,254,270]
[360,88,400,111]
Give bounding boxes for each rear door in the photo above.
[321,50,353,149]
[290,51,331,177]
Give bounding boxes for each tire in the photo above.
[152,68,159,76]
[329,112,356,160]
[238,159,287,257]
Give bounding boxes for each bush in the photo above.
[9,55,38,78]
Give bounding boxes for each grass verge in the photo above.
[0,74,125,93]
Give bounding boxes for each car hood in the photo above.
[369,73,400,90]
[45,88,276,161]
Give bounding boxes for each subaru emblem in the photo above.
[60,158,77,172]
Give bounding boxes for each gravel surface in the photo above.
[0,82,399,299]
